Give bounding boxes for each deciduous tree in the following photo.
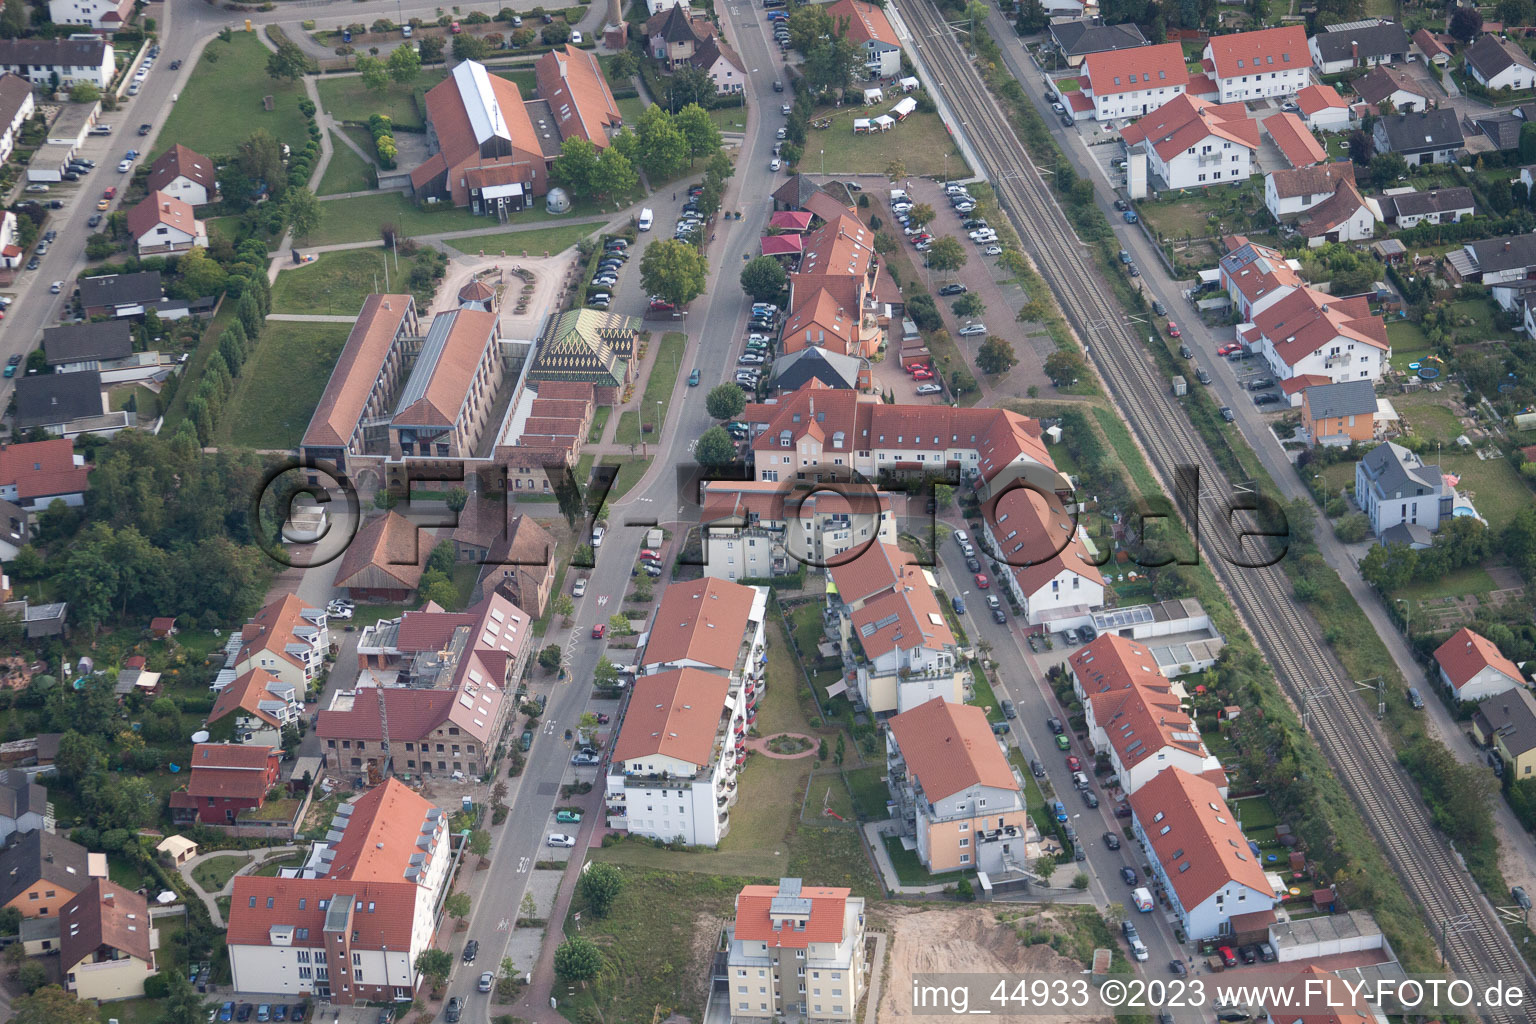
[976,335,1017,375]
[673,103,722,162]
[695,426,737,466]
[739,256,786,301]
[265,40,310,81]
[356,54,389,93]
[706,383,746,421]
[387,41,421,83]
[576,862,624,917]
[416,949,453,992]
[554,937,602,981]
[284,187,321,240]
[925,236,967,273]
[639,238,708,307]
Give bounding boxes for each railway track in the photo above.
[892,3,1534,1016]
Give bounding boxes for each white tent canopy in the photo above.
[863,87,884,105]
[891,96,917,120]
[853,118,872,133]
[872,114,895,131]
[899,76,920,92]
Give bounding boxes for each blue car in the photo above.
[1122,210,1139,223]
[1052,800,1067,822]
[220,1005,235,1023]
[951,596,965,615]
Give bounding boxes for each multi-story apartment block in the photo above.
[1079,43,1189,121]
[1249,287,1388,386]
[208,668,302,749]
[300,295,419,473]
[1068,635,1224,796]
[826,543,960,713]
[227,779,450,1005]
[1201,26,1311,102]
[886,697,1030,873]
[981,485,1105,630]
[725,878,867,1024]
[0,37,115,89]
[1119,95,1257,191]
[390,308,505,459]
[782,214,890,358]
[232,595,330,690]
[698,480,898,581]
[1354,441,1451,541]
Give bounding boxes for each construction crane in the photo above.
[374,685,392,782]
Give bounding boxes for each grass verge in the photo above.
[213,321,351,449]
[151,34,309,160]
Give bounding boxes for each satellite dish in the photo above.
[190,730,210,744]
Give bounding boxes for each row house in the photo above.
[1202,26,1311,103]
[232,595,331,690]
[207,668,302,749]
[726,879,867,1024]
[1079,43,1188,121]
[698,479,898,581]
[827,542,960,714]
[0,37,115,88]
[1119,95,1257,191]
[886,698,1029,873]
[1068,635,1223,796]
[980,484,1105,632]
[226,779,450,1005]
[0,74,33,166]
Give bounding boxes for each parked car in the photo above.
[572,578,587,597]
[547,833,577,847]
[571,751,600,766]
[938,283,967,296]
[1166,321,1180,337]
[591,624,606,639]
[1083,790,1099,808]
[1247,377,1275,391]
[1220,406,1235,422]
[1195,368,1212,385]
[23,184,48,193]
[958,323,986,337]
[462,940,479,963]
[1029,759,1045,777]
[916,383,942,395]
[1103,831,1120,850]
[1253,392,1281,406]
[1219,946,1238,968]
[556,809,583,823]
[1000,699,1015,719]
[1121,866,1138,885]
[478,972,494,993]
[984,245,1003,256]
[1152,299,1166,315]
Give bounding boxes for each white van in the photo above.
[638,208,654,231]
[890,188,908,202]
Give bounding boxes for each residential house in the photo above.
[1379,186,1475,227]
[1219,238,1304,319]
[1294,178,1376,246]
[1447,233,1536,287]
[353,589,531,686]
[535,45,622,148]
[0,768,52,843]
[1049,19,1148,68]
[1250,287,1388,385]
[49,0,133,31]
[1300,379,1377,446]
[0,37,115,88]
[1352,64,1434,112]
[0,209,21,272]
[144,144,216,207]
[1202,26,1311,102]
[13,370,112,437]
[700,480,898,583]
[725,879,867,1024]
[169,744,281,826]
[0,74,33,165]
[981,484,1106,631]
[1262,966,1387,1024]
[1472,110,1526,151]
[1264,162,1357,219]
[1308,19,1410,73]
[60,880,155,1002]
[226,779,451,1004]
[0,498,27,560]
[1127,766,1275,940]
[77,271,164,318]
[645,5,713,67]
[605,667,738,845]
[690,36,747,95]
[1371,108,1464,165]
[0,439,90,511]
[1068,635,1223,796]
[1412,28,1452,66]
[769,346,867,393]
[1262,112,1326,168]
[827,542,960,713]
[1355,441,1452,540]
[644,0,688,14]
[480,513,557,618]
[127,192,207,256]
[0,830,105,920]
[208,668,301,750]
[1085,598,1226,676]
[1079,43,1189,121]
[388,308,504,459]
[827,0,902,80]
[232,595,330,690]
[886,697,1028,873]
[300,295,419,471]
[42,320,132,373]
[1118,95,1258,190]
[1435,627,1526,703]
[1293,82,1351,130]
[1472,688,1536,780]
[412,60,549,215]
[1464,33,1536,92]
[781,214,886,358]
[332,511,431,602]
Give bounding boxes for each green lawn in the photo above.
[882,833,968,886]
[253,852,306,877]
[1386,318,1433,372]
[642,331,685,431]
[163,301,237,431]
[151,34,310,160]
[441,222,601,257]
[314,69,447,130]
[1136,177,1265,241]
[708,106,748,133]
[615,96,644,125]
[586,404,611,443]
[844,765,890,821]
[307,191,486,246]
[808,108,967,178]
[1395,565,1499,603]
[191,854,251,892]
[970,665,1004,723]
[213,321,351,449]
[271,245,395,315]
[1433,449,1534,533]
[578,454,654,500]
[614,409,641,446]
[317,130,378,196]
[1395,392,1463,444]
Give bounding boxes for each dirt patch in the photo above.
[688,910,726,1018]
[879,905,1112,1023]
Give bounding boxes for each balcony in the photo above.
[1324,353,1353,368]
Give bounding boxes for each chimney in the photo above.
[1507,241,1513,252]
[1351,40,1359,62]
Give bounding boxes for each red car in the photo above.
[974,573,989,588]
[103,186,116,199]
[1218,946,1238,968]
[1217,343,1239,356]
[1066,755,1082,771]
[912,368,934,381]
[648,299,674,312]
[591,624,606,639]
[1167,321,1181,337]
[638,549,662,561]
[906,362,931,375]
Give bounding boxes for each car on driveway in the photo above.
[1217,342,1239,356]
[556,809,583,823]
[548,833,577,847]
[571,751,600,766]
[1253,392,1281,406]
[916,383,942,395]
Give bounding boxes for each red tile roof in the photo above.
[1254,287,1387,368]
[1204,26,1309,80]
[1084,42,1188,97]
[611,667,731,766]
[1434,627,1524,693]
[1297,180,1370,237]
[226,876,417,950]
[236,594,324,673]
[733,882,851,949]
[61,879,151,970]
[0,439,90,502]
[1072,636,1206,770]
[301,295,414,449]
[208,668,290,728]
[1127,767,1272,910]
[1295,83,1348,116]
[982,486,1104,597]
[145,143,215,196]
[333,511,430,592]
[828,541,913,607]
[827,0,897,46]
[185,744,278,801]
[535,45,622,149]
[1281,373,1331,395]
[393,308,497,428]
[126,190,201,242]
[421,60,543,176]
[318,687,458,744]
[641,578,760,673]
[1265,162,1355,200]
[1120,95,1258,162]
[1263,966,1375,1024]
[326,778,444,884]
[1263,113,1327,167]
[887,697,1018,802]
[1414,28,1452,61]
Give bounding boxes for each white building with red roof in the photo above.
[1219,238,1304,320]
[144,143,216,207]
[1118,94,1257,190]
[725,878,866,1023]
[207,668,300,750]
[1263,112,1327,168]
[605,667,737,845]
[980,485,1105,630]
[0,439,90,511]
[698,479,897,581]
[126,191,206,256]
[827,0,903,79]
[828,543,959,713]
[1068,635,1223,795]
[886,697,1028,873]
[1079,42,1189,121]
[226,778,449,1004]
[1434,627,1526,703]
[1127,766,1275,940]
[1293,83,1351,131]
[1201,26,1311,102]
[231,594,331,690]
[1249,287,1388,385]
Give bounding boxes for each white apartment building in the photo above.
[1249,287,1388,385]
[232,594,330,689]
[699,480,898,581]
[1079,42,1189,121]
[0,36,115,88]
[1202,26,1311,102]
[983,485,1105,631]
[1119,95,1256,191]
[726,878,867,1024]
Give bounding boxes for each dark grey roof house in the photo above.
[770,347,864,393]
[77,271,163,316]
[13,371,104,430]
[1310,20,1411,70]
[1049,19,1148,62]
[1383,187,1475,224]
[1371,108,1464,164]
[41,321,132,369]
